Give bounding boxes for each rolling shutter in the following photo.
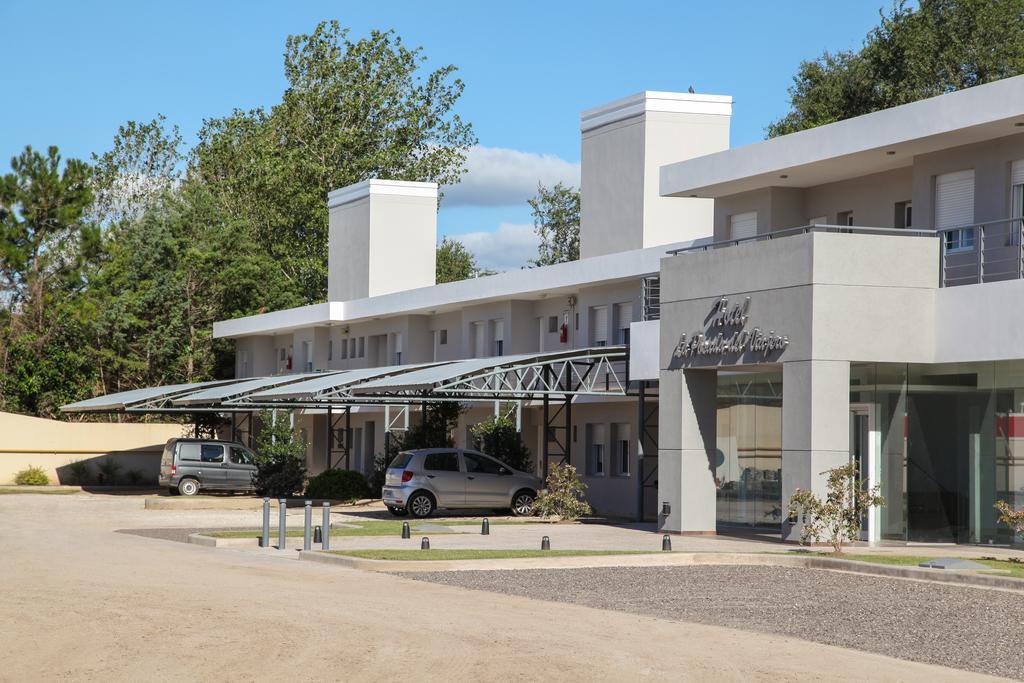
[592,306,608,345]
[935,170,974,228]
[1011,160,1024,188]
[729,211,758,239]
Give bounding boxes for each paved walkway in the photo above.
[0,492,999,681]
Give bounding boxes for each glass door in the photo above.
[850,404,880,543]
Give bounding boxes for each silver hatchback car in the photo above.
[382,448,542,518]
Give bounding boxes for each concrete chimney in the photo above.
[579,91,732,258]
[327,179,438,302]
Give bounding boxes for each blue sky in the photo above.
[0,1,888,270]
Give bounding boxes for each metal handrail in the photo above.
[938,217,1024,287]
[666,224,936,255]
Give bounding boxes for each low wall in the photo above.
[0,412,185,485]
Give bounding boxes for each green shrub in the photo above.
[368,452,389,498]
[67,460,91,485]
[470,415,532,472]
[533,463,592,520]
[96,458,122,485]
[252,410,307,497]
[306,469,369,502]
[14,466,49,486]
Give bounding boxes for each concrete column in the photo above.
[658,368,717,534]
[781,360,851,541]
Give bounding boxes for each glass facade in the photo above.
[715,368,783,530]
[852,361,1024,545]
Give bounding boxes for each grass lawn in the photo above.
[788,550,1024,579]
[0,487,79,495]
[328,549,654,561]
[208,518,524,539]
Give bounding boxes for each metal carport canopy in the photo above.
[61,379,241,414]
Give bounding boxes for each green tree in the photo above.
[470,414,532,471]
[191,21,477,302]
[436,236,483,283]
[529,182,580,266]
[251,409,307,497]
[768,0,1024,137]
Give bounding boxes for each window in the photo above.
[348,338,356,359]
[201,444,224,463]
[394,332,403,365]
[278,347,286,362]
[614,302,632,345]
[438,329,448,345]
[729,211,757,240]
[239,350,249,377]
[547,316,558,334]
[837,211,854,226]
[612,423,630,476]
[230,447,254,465]
[341,338,349,360]
[585,424,606,476]
[357,337,365,358]
[936,169,975,254]
[177,443,202,461]
[591,306,608,347]
[1012,160,1024,245]
[328,340,333,362]
[894,201,912,229]
[945,229,975,252]
[493,319,504,357]
[463,451,505,475]
[591,444,604,475]
[423,451,460,472]
[302,340,313,372]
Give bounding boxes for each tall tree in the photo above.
[529,182,580,266]
[768,0,1024,137]
[191,20,477,302]
[436,236,485,283]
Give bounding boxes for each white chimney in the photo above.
[327,179,438,301]
[579,91,732,258]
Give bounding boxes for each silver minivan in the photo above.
[382,448,542,518]
[159,438,258,496]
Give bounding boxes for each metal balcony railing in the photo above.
[641,276,660,321]
[666,223,936,255]
[938,217,1024,287]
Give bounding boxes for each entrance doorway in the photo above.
[850,403,880,543]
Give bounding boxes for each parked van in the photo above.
[159,438,258,496]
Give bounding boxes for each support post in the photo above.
[278,498,287,549]
[636,381,645,522]
[322,502,331,550]
[326,405,333,470]
[345,406,352,469]
[303,500,312,551]
[261,497,270,548]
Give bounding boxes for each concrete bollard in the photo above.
[303,500,312,551]
[322,502,331,550]
[481,518,490,535]
[313,525,322,544]
[662,534,672,552]
[541,535,551,551]
[401,521,411,539]
[278,498,287,549]
[260,497,270,548]
[421,537,430,550]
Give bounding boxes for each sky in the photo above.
[0,1,889,271]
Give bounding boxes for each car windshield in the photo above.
[389,451,415,469]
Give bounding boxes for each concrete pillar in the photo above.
[658,368,717,534]
[781,360,851,541]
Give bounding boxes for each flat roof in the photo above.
[660,75,1024,198]
[212,239,701,339]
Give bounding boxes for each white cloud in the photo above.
[441,145,580,207]
[447,223,539,273]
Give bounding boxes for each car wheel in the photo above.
[387,505,408,517]
[511,489,536,516]
[177,478,200,496]
[407,491,435,518]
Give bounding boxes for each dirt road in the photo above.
[0,494,1001,681]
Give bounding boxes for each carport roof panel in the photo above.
[61,379,237,412]
[245,362,450,400]
[351,353,567,393]
[171,372,346,406]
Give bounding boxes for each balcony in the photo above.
[666,221,1024,288]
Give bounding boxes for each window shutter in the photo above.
[935,170,974,228]
[729,211,758,239]
[592,306,608,344]
[1012,160,1024,188]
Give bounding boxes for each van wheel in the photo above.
[177,478,200,496]
[387,505,408,517]
[407,492,435,518]
[511,489,536,516]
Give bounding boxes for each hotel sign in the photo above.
[672,297,789,360]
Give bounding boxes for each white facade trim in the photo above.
[327,179,438,209]
[580,90,733,132]
[213,239,704,339]
[660,74,1024,198]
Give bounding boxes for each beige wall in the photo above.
[0,412,184,485]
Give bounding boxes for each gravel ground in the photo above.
[403,565,1024,680]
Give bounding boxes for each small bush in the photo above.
[533,463,592,520]
[96,458,122,485]
[14,466,49,486]
[306,469,369,502]
[787,463,884,553]
[252,410,307,497]
[67,461,91,485]
[470,415,532,472]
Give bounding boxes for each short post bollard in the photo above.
[322,502,331,550]
[541,535,551,551]
[401,521,411,539]
[260,497,270,548]
[421,537,430,550]
[481,518,490,535]
[278,498,287,549]
[662,534,672,552]
[313,525,322,543]
[303,500,312,551]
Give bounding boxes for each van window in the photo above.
[178,443,202,461]
[424,452,460,472]
[389,451,415,469]
[230,447,254,465]
[201,444,225,463]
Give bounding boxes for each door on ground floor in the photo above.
[850,403,880,543]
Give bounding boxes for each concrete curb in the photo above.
[145,497,381,511]
[296,550,1024,591]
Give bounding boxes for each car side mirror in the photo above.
[499,467,510,475]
